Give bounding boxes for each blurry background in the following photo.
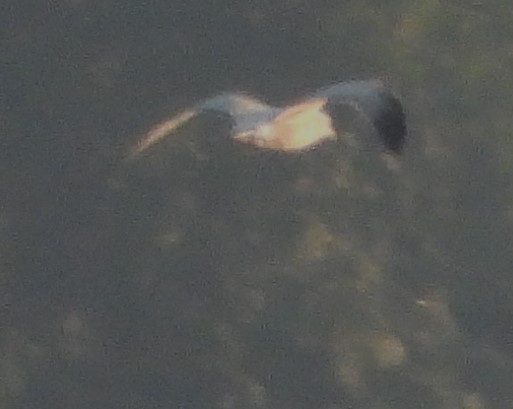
[2,1,513,408]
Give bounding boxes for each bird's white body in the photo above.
[233,98,336,151]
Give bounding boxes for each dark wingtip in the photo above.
[374,92,406,154]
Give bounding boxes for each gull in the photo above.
[128,80,406,159]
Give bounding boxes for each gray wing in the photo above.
[128,92,272,159]
[197,92,270,117]
[313,80,406,153]
[198,92,278,135]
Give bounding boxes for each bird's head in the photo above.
[231,108,280,148]
[232,123,276,149]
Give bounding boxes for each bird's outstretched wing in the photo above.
[127,93,270,159]
[313,80,406,152]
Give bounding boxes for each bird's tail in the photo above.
[126,109,197,160]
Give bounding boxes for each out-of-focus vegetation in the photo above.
[2,0,513,408]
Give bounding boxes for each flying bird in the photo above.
[128,80,406,159]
